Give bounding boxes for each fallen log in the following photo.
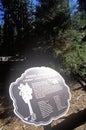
[52,109,86,130]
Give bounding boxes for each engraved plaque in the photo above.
[9,67,71,126]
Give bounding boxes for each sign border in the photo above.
[9,67,71,126]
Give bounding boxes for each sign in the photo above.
[9,67,71,126]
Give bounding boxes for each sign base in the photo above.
[44,124,52,130]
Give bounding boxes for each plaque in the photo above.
[9,67,71,126]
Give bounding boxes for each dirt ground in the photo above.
[0,81,86,130]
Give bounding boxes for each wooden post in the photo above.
[44,124,52,130]
[52,109,86,130]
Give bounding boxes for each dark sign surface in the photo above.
[9,67,71,126]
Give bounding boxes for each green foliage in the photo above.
[54,27,86,77]
[63,11,86,76]
[36,0,70,34]
[64,42,86,76]
[71,11,86,29]
[52,6,86,77]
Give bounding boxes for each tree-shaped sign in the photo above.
[18,83,36,122]
[9,67,71,126]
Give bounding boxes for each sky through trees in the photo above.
[0,0,79,25]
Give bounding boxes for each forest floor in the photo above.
[0,81,86,130]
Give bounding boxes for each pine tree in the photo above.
[36,0,70,35]
[1,0,31,55]
[79,0,86,11]
[1,0,30,37]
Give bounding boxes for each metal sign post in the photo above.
[9,66,71,127]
